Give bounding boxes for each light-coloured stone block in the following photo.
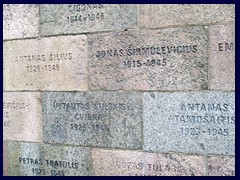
[143,91,235,155]
[3,35,87,91]
[92,149,206,176]
[3,4,39,40]
[209,24,235,90]
[88,27,208,90]
[139,4,235,28]
[3,92,42,142]
[8,141,93,176]
[40,4,137,36]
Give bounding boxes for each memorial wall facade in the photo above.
[3,4,235,176]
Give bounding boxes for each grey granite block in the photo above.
[42,92,142,149]
[143,91,235,155]
[40,4,137,36]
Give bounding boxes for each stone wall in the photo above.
[3,4,235,176]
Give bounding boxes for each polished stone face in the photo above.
[3,4,39,40]
[3,35,88,91]
[40,4,137,36]
[209,24,235,91]
[143,91,235,155]
[7,141,93,176]
[42,91,142,149]
[88,27,208,91]
[3,92,43,142]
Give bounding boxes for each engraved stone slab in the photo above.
[3,141,8,176]
[40,4,137,36]
[140,4,235,28]
[3,4,39,40]
[92,148,206,176]
[8,141,93,176]
[209,24,235,90]
[3,92,42,142]
[143,92,235,155]
[3,35,87,91]
[88,27,208,90]
[42,92,142,149]
[207,156,235,176]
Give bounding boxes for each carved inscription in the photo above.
[143,92,235,155]
[67,4,104,24]
[96,45,197,58]
[218,42,234,51]
[89,27,208,91]
[174,103,235,137]
[50,100,133,134]
[18,156,78,176]
[95,45,198,69]
[114,161,184,176]
[3,92,42,142]
[40,5,137,36]
[4,35,87,91]
[209,24,235,91]
[8,142,92,176]
[92,149,206,176]
[43,92,141,148]
[14,52,72,73]
[3,101,28,128]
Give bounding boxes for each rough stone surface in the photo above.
[40,4,137,36]
[3,92,42,142]
[139,4,235,28]
[92,148,206,176]
[88,27,208,91]
[3,35,87,91]
[42,92,142,149]
[143,92,235,155]
[3,141,8,176]
[7,141,93,176]
[3,4,39,40]
[207,156,235,176]
[209,24,235,90]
